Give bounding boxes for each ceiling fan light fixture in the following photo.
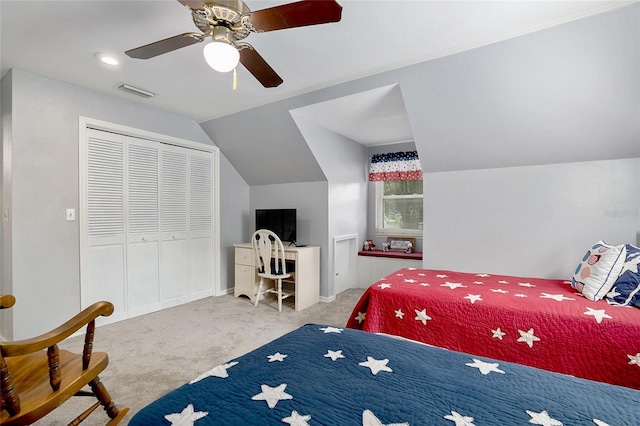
[203,41,239,73]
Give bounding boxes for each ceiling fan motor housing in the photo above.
[211,26,234,45]
[193,0,252,42]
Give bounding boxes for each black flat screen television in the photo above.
[255,208,297,243]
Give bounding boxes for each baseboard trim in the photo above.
[319,295,336,303]
[220,287,235,296]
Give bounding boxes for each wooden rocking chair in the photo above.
[0,295,128,425]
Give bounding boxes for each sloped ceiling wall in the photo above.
[401,4,639,173]
[200,4,639,186]
[290,84,414,146]
[200,102,326,186]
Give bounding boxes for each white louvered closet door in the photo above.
[189,150,214,299]
[161,145,189,307]
[86,129,128,323]
[84,128,215,324]
[127,138,161,317]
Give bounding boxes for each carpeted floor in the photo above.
[33,288,365,425]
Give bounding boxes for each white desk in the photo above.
[233,243,320,311]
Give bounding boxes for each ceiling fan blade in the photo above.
[125,33,204,59]
[177,0,204,10]
[238,44,283,88]
[247,0,342,32]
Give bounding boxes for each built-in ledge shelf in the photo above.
[357,250,423,288]
[358,250,422,260]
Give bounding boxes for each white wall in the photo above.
[2,69,248,339]
[423,158,640,278]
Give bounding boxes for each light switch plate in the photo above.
[66,208,76,221]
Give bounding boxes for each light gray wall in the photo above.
[200,104,326,186]
[248,182,329,296]
[219,154,249,293]
[200,70,404,187]
[398,5,639,276]
[400,4,639,173]
[202,5,638,183]
[292,115,368,296]
[423,158,640,278]
[3,69,248,339]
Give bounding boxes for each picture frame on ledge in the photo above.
[387,237,416,252]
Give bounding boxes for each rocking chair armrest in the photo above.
[0,301,114,357]
[0,294,16,309]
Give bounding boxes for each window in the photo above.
[375,179,423,236]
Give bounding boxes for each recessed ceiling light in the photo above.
[94,53,119,66]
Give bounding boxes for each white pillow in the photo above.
[571,240,626,301]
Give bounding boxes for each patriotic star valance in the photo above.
[368,150,422,182]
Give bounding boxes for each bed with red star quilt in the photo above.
[346,267,640,390]
[129,324,639,425]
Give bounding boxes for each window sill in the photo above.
[358,250,422,260]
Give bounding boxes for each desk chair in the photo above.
[0,295,128,425]
[252,229,293,312]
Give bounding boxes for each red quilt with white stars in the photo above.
[346,268,640,390]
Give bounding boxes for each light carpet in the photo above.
[33,288,365,425]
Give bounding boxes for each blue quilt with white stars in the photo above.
[129,324,640,425]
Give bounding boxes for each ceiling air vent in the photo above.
[117,83,155,99]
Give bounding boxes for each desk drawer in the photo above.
[235,264,257,285]
[234,264,258,300]
[235,247,254,266]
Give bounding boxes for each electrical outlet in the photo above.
[66,208,76,221]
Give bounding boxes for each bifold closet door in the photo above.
[86,129,128,323]
[127,138,161,317]
[161,145,189,308]
[84,128,215,323]
[188,150,214,299]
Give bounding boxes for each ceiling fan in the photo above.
[125,0,343,88]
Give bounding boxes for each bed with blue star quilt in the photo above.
[346,268,640,390]
[129,324,639,425]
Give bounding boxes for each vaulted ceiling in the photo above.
[1,0,631,146]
